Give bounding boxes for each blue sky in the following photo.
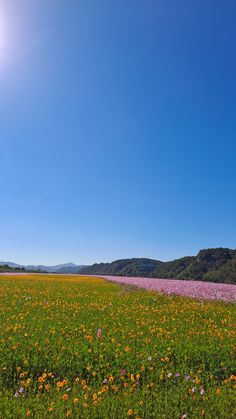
[0,0,235,265]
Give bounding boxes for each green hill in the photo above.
[80,258,162,276]
[80,248,236,284]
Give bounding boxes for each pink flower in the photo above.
[97,276,236,302]
[185,375,191,380]
[167,372,172,378]
[97,328,102,338]
[175,372,181,377]
[200,388,205,395]
[120,369,126,375]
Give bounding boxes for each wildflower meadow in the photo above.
[0,274,235,418]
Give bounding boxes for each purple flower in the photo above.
[120,369,126,375]
[175,372,181,377]
[200,388,205,395]
[185,375,191,381]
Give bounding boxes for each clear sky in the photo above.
[0,0,235,265]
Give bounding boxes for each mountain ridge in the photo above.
[0,262,86,274]
[1,248,236,283]
[79,248,236,284]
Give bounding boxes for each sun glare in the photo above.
[0,11,9,67]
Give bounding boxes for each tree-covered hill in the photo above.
[80,248,236,284]
[79,258,162,277]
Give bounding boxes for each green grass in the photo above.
[0,274,235,418]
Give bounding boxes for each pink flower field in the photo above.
[99,276,236,302]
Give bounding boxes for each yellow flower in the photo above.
[128,409,133,416]
[73,398,79,404]
[62,393,69,401]
[66,411,72,417]
[25,411,31,417]
[48,407,54,412]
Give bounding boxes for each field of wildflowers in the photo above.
[0,274,235,418]
[100,276,236,302]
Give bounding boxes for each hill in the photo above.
[0,262,86,274]
[80,248,236,284]
[0,264,26,273]
[80,258,162,276]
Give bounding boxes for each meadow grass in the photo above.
[0,274,235,418]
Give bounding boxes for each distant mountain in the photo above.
[0,262,86,274]
[80,248,236,284]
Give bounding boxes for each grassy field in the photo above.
[0,274,235,418]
